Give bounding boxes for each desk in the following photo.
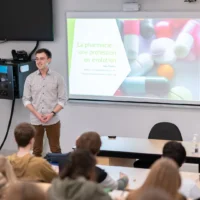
[98,164,200,189]
[98,137,200,171]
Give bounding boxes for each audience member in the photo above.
[59,131,128,190]
[5,182,46,200]
[163,141,200,199]
[48,149,112,200]
[0,155,17,199]
[136,187,173,200]
[7,122,57,183]
[127,158,185,200]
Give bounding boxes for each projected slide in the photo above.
[67,17,200,104]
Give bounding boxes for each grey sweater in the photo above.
[48,177,112,200]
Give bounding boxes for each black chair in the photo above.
[133,122,183,168]
[148,122,182,141]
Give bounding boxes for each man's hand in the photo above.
[42,113,54,123]
[35,112,46,123]
[120,172,129,189]
[120,172,128,178]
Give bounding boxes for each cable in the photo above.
[28,41,40,61]
[0,98,15,150]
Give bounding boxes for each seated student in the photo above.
[163,141,200,199]
[59,131,128,190]
[0,155,17,199]
[7,122,58,183]
[136,188,173,200]
[5,182,47,200]
[48,149,112,200]
[127,158,185,200]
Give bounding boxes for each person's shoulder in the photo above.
[29,156,49,165]
[27,70,38,80]
[33,156,47,162]
[7,153,16,161]
[30,156,54,170]
[50,70,64,79]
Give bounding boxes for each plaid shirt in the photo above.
[23,69,67,125]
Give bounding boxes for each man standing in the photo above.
[23,48,67,157]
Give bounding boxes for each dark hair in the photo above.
[162,141,186,167]
[14,123,36,147]
[76,132,101,155]
[60,149,96,181]
[35,48,52,58]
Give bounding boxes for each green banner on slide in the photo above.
[67,19,76,75]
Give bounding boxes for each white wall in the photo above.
[1,0,200,153]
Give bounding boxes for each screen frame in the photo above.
[66,11,200,108]
[0,0,54,41]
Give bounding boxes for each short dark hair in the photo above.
[162,141,186,167]
[14,123,36,147]
[76,131,102,155]
[60,149,96,180]
[35,48,52,58]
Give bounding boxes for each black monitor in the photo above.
[0,0,53,41]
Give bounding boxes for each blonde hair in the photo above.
[5,182,46,200]
[137,187,173,200]
[0,155,17,183]
[127,158,182,200]
[0,155,17,199]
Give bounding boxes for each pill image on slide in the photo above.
[123,20,140,60]
[116,19,124,41]
[168,86,193,100]
[114,89,123,96]
[184,47,196,61]
[169,19,188,29]
[140,19,155,39]
[157,64,175,80]
[150,38,176,65]
[174,20,200,59]
[128,53,154,77]
[155,21,173,38]
[121,77,170,96]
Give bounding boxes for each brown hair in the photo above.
[35,48,52,58]
[5,182,46,200]
[127,158,183,200]
[76,131,101,155]
[14,123,36,147]
[60,149,96,181]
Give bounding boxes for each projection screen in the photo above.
[66,12,200,107]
